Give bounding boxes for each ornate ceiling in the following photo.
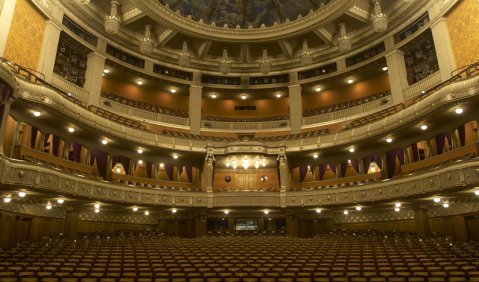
[66,0,430,73]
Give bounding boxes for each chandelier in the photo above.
[300,39,313,66]
[225,157,267,170]
[337,22,351,53]
[139,25,155,55]
[105,1,121,35]
[219,48,231,74]
[178,41,191,67]
[259,48,271,74]
[372,0,388,33]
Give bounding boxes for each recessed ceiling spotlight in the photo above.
[46,202,52,210]
[170,88,177,94]
[138,160,143,165]
[443,203,449,208]
[94,208,100,213]
[94,203,101,209]
[382,66,388,71]
[137,80,143,86]
[33,111,41,117]
[211,94,217,99]
[67,92,72,97]
[420,125,428,131]
[433,197,441,203]
[3,197,11,203]
[386,137,393,143]
[241,94,247,100]
[395,202,402,208]
[343,210,349,215]
[137,149,143,154]
[475,190,479,196]
[264,210,269,215]
[349,147,355,153]
[347,79,354,84]
[101,139,108,145]
[394,207,400,212]
[172,208,177,214]
[313,153,319,159]
[172,154,178,159]
[103,68,110,74]
[57,199,64,204]
[18,191,26,198]
[455,107,463,114]
[224,210,229,215]
[159,163,164,168]
[275,93,282,98]
[144,210,150,216]
[68,127,75,133]
[315,87,322,92]
[355,206,362,211]
[316,208,322,214]
[132,207,138,212]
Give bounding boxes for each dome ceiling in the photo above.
[67,0,430,73]
[157,0,331,28]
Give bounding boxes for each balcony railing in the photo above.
[51,74,89,103]
[201,119,290,132]
[111,173,201,191]
[291,172,383,191]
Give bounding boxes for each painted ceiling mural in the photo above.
[158,0,332,28]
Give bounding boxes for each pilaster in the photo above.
[385,50,407,105]
[430,18,457,81]
[0,0,16,56]
[205,154,215,208]
[189,85,202,135]
[37,20,62,82]
[278,153,288,208]
[415,208,431,238]
[288,84,302,134]
[84,52,106,106]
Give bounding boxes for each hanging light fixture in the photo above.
[337,23,352,53]
[105,1,121,34]
[300,39,313,66]
[178,41,191,67]
[219,48,231,74]
[259,48,271,74]
[140,25,155,55]
[372,0,388,32]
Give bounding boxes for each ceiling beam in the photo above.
[278,40,293,58]
[121,8,145,25]
[313,27,334,45]
[156,28,177,47]
[197,41,212,59]
[346,4,371,23]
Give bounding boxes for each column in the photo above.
[195,214,207,237]
[430,18,456,81]
[189,85,202,135]
[403,147,410,165]
[358,159,364,175]
[278,154,288,208]
[105,154,112,181]
[227,217,235,233]
[0,0,16,56]
[415,208,431,238]
[84,52,106,106]
[0,99,14,155]
[286,214,298,237]
[37,20,62,82]
[64,206,80,239]
[288,83,302,135]
[381,154,388,179]
[205,154,215,208]
[385,50,408,105]
[450,130,458,150]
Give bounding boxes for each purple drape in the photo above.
[72,143,82,163]
[386,149,405,178]
[340,160,349,177]
[52,135,60,156]
[411,143,419,162]
[185,166,193,182]
[299,166,308,182]
[445,132,452,149]
[435,133,446,155]
[362,156,372,173]
[90,149,108,178]
[319,164,327,180]
[30,127,38,149]
[165,163,174,181]
[350,160,360,174]
[372,155,382,169]
[146,161,152,178]
[458,125,466,146]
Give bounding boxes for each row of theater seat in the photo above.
[101,93,189,118]
[345,105,403,130]
[255,129,331,142]
[88,106,147,131]
[303,91,391,117]
[161,130,236,142]
[0,230,478,281]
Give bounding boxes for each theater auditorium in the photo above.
[0,0,479,281]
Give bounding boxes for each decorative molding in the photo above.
[0,200,65,219]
